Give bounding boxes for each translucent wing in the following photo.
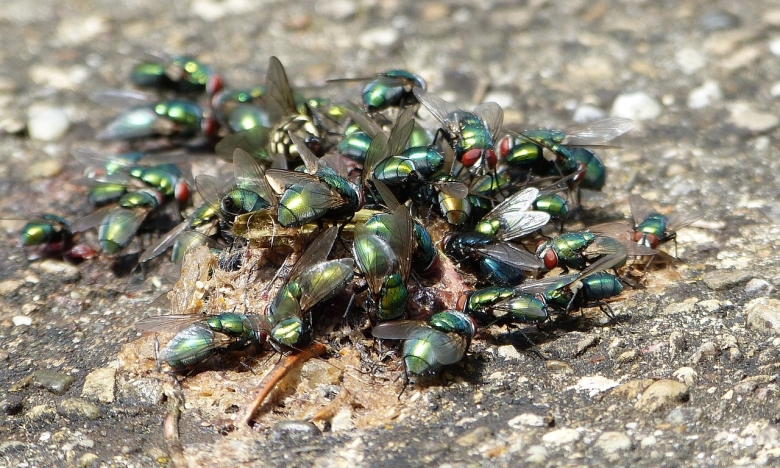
[386,204,414,281]
[386,107,415,156]
[263,56,298,122]
[298,182,348,211]
[475,242,543,272]
[215,126,271,161]
[473,102,504,141]
[342,105,383,138]
[138,219,189,263]
[288,132,321,174]
[498,211,551,241]
[353,228,398,293]
[264,169,320,194]
[288,225,339,281]
[483,188,539,222]
[70,205,117,232]
[362,132,389,186]
[628,194,660,227]
[135,314,205,333]
[515,273,581,295]
[563,117,633,146]
[232,148,276,206]
[297,258,356,311]
[413,88,459,127]
[194,174,229,213]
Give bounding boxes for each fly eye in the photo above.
[461,149,483,167]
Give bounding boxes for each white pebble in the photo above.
[12,315,33,326]
[359,27,400,50]
[28,107,70,141]
[688,81,723,109]
[572,104,607,123]
[770,81,780,97]
[611,92,662,121]
[728,102,779,132]
[675,48,707,75]
[769,37,780,57]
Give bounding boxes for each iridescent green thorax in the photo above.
[401,146,444,177]
[569,148,606,190]
[377,273,407,321]
[221,188,269,218]
[154,100,203,135]
[131,164,181,197]
[465,287,515,320]
[429,311,475,337]
[453,112,494,156]
[372,156,416,185]
[21,214,69,246]
[499,294,548,323]
[636,213,667,238]
[98,209,142,254]
[162,323,216,368]
[338,131,372,163]
[536,231,595,270]
[473,218,503,238]
[533,194,569,219]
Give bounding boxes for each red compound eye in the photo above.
[207,75,224,97]
[201,116,219,139]
[543,249,558,270]
[485,149,497,169]
[456,293,469,311]
[498,136,512,159]
[461,148,482,167]
[175,181,190,204]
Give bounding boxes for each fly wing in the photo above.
[215,126,271,162]
[298,181,349,211]
[386,107,415,156]
[371,179,401,209]
[386,204,414,281]
[628,194,660,227]
[413,88,459,127]
[475,242,544,272]
[353,228,398,293]
[370,321,427,340]
[665,210,704,234]
[263,56,299,121]
[297,258,356,311]
[342,105,383,138]
[484,187,539,222]
[473,102,504,141]
[563,117,633,145]
[135,314,203,333]
[288,225,339,281]
[232,148,276,207]
[427,330,469,365]
[288,132,321,174]
[515,273,581,295]
[362,132,389,186]
[587,222,657,256]
[194,174,229,212]
[264,169,320,194]
[139,219,189,263]
[498,211,550,241]
[70,205,117,232]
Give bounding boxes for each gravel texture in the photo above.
[1,0,780,467]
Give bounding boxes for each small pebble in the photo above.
[317,0,358,21]
[12,315,32,326]
[745,278,772,296]
[675,48,706,75]
[0,441,27,455]
[700,10,741,31]
[456,426,492,447]
[81,368,117,403]
[359,27,400,50]
[687,81,722,109]
[33,369,75,395]
[508,413,547,429]
[666,407,702,425]
[745,298,780,334]
[497,345,522,360]
[542,428,581,445]
[768,37,780,57]
[0,279,24,296]
[640,435,657,448]
[1,395,24,415]
[672,367,698,387]
[57,398,100,420]
[27,107,70,141]
[611,92,662,121]
[24,404,56,423]
[571,375,619,396]
[30,260,81,283]
[524,445,548,464]
[635,380,689,412]
[728,102,779,133]
[593,431,632,453]
[703,269,751,290]
[23,159,63,181]
[772,82,780,97]
[572,104,606,123]
[270,420,321,440]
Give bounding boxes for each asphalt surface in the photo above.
[1,0,780,467]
